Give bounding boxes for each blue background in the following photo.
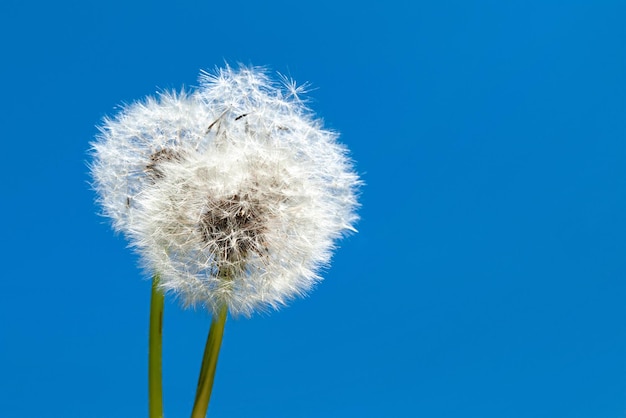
[1,1,624,417]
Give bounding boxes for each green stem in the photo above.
[149,275,165,418]
[190,304,228,418]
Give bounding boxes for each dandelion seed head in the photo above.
[91,66,360,316]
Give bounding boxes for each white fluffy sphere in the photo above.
[91,66,360,316]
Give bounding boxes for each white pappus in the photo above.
[90,65,361,317]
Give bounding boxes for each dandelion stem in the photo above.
[149,274,165,418]
[190,303,228,418]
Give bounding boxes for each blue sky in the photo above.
[1,1,624,417]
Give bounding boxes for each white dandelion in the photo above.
[91,65,360,316]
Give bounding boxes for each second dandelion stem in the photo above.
[191,304,228,418]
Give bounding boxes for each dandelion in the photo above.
[90,65,360,417]
[93,66,360,315]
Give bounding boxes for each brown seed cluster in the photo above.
[199,193,267,264]
[146,148,181,179]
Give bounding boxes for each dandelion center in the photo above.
[199,193,266,265]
